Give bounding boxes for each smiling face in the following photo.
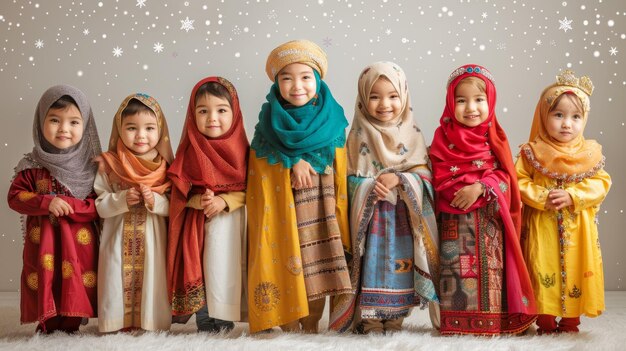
[194,93,234,138]
[276,63,317,107]
[545,93,584,144]
[42,104,84,150]
[454,78,489,127]
[366,77,402,123]
[119,111,159,156]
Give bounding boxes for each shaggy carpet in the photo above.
[1,292,624,351]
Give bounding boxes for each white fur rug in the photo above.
[1,292,625,351]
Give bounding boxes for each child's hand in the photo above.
[126,188,142,207]
[48,197,74,217]
[374,173,400,201]
[291,159,317,189]
[450,183,483,211]
[545,189,573,211]
[200,189,214,209]
[139,184,155,208]
[203,195,227,220]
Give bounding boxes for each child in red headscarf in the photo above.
[167,77,249,333]
[429,65,536,335]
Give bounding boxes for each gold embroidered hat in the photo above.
[265,39,328,81]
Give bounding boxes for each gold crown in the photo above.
[556,70,594,96]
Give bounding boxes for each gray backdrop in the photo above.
[0,0,624,291]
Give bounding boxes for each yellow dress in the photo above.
[516,154,611,318]
[246,148,350,333]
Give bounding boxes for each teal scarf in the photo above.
[251,71,348,173]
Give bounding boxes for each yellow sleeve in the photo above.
[333,147,351,255]
[565,169,611,213]
[186,194,203,210]
[515,153,550,211]
[217,191,246,212]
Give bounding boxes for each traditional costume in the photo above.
[430,65,536,335]
[95,93,173,332]
[247,40,351,333]
[8,85,101,333]
[329,62,439,333]
[516,70,610,333]
[167,77,249,329]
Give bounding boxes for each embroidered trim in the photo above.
[521,145,605,183]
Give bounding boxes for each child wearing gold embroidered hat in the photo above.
[246,39,352,333]
[516,70,611,335]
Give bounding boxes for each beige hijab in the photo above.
[347,61,428,177]
[523,70,604,181]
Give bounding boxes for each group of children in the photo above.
[8,39,611,337]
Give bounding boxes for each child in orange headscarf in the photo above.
[516,70,611,334]
[95,93,173,332]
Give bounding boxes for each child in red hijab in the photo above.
[429,64,536,335]
[167,77,249,333]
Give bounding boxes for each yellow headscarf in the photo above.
[521,70,604,182]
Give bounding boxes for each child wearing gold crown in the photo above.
[516,70,611,334]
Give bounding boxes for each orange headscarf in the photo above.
[99,93,173,194]
[521,70,604,182]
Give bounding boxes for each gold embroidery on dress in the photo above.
[18,191,37,202]
[62,260,74,279]
[41,254,54,271]
[122,206,147,328]
[82,271,96,288]
[538,272,556,288]
[26,272,38,290]
[568,285,582,298]
[76,227,92,245]
[254,282,280,312]
[29,226,41,244]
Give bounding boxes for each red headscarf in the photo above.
[430,64,535,315]
[167,77,249,314]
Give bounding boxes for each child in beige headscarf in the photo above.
[329,62,439,334]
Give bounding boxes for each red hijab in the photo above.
[430,65,535,315]
[430,64,521,234]
[167,77,249,314]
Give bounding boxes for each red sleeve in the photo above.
[7,169,54,216]
[59,192,99,223]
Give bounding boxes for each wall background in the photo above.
[0,0,624,291]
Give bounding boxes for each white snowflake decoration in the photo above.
[153,42,164,53]
[34,39,44,49]
[180,17,195,32]
[112,46,123,57]
[559,17,573,32]
[136,0,147,8]
[609,47,618,56]
[83,28,89,35]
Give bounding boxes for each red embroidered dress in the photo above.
[8,167,99,326]
[430,65,536,335]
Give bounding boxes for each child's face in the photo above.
[277,63,317,107]
[42,104,84,149]
[366,77,402,122]
[546,95,584,144]
[454,81,489,127]
[120,111,159,156]
[194,93,233,138]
